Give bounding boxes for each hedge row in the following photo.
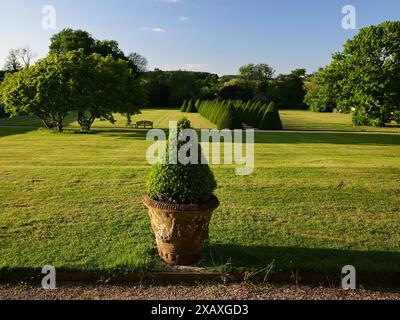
[180,99,283,130]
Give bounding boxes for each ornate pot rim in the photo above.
[143,195,219,213]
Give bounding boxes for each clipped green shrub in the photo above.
[217,102,242,130]
[147,118,217,204]
[255,103,268,128]
[246,102,260,127]
[186,100,197,113]
[180,100,188,112]
[259,102,283,130]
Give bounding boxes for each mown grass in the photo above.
[280,110,400,133]
[0,110,399,276]
[0,109,216,130]
[1,108,399,133]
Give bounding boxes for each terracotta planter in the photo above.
[143,196,219,266]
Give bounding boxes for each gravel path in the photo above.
[0,282,399,300]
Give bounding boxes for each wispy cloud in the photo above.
[140,27,167,33]
[160,0,181,3]
[179,16,190,22]
[183,64,210,71]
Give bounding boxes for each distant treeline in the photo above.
[144,66,307,110]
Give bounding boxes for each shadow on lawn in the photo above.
[254,132,400,146]
[105,129,400,146]
[206,243,400,277]
[0,127,36,139]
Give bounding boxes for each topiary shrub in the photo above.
[259,102,283,130]
[180,100,188,112]
[217,102,242,130]
[147,118,217,204]
[186,100,197,113]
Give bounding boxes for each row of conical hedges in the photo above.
[180,99,199,113]
[198,100,242,130]
[180,99,283,130]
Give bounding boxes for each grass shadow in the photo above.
[0,127,36,138]
[254,132,400,146]
[206,243,400,277]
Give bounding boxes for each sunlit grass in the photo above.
[0,110,399,276]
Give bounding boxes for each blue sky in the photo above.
[0,0,400,75]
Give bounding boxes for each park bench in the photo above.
[135,120,154,129]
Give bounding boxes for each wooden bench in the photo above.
[135,120,154,129]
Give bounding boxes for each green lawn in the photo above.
[280,110,400,133]
[0,109,216,130]
[1,109,399,133]
[0,110,399,276]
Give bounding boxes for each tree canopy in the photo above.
[305,21,400,126]
[0,50,145,132]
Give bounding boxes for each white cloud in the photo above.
[140,27,167,33]
[183,64,210,71]
[179,16,190,22]
[160,0,181,3]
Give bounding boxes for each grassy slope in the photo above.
[0,110,399,275]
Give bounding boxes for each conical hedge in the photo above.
[259,102,283,130]
[186,100,197,113]
[180,100,188,113]
[147,118,217,204]
[217,102,242,130]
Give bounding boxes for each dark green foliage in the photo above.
[180,100,188,112]
[248,102,262,127]
[352,107,371,126]
[259,102,283,130]
[0,50,145,132]
[144,70,219,107]
[147,119,217,204]
[305,21,400,126]
[217,102,242,130]
[255,103,268,128]
[186,99,197,113]
[0,103,8,118]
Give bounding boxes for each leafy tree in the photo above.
[127,52,148,75]
[49,29,96,55]
[75,53,145,131]
[144,70,218,107]
[49,29,146,80]
[1,57,72,131]
[93,39,126,60]
[0,50,145,132]
[239,63,275,83]
[3,49,22,72]
[305,21,400,126]
[271,69,307,109]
